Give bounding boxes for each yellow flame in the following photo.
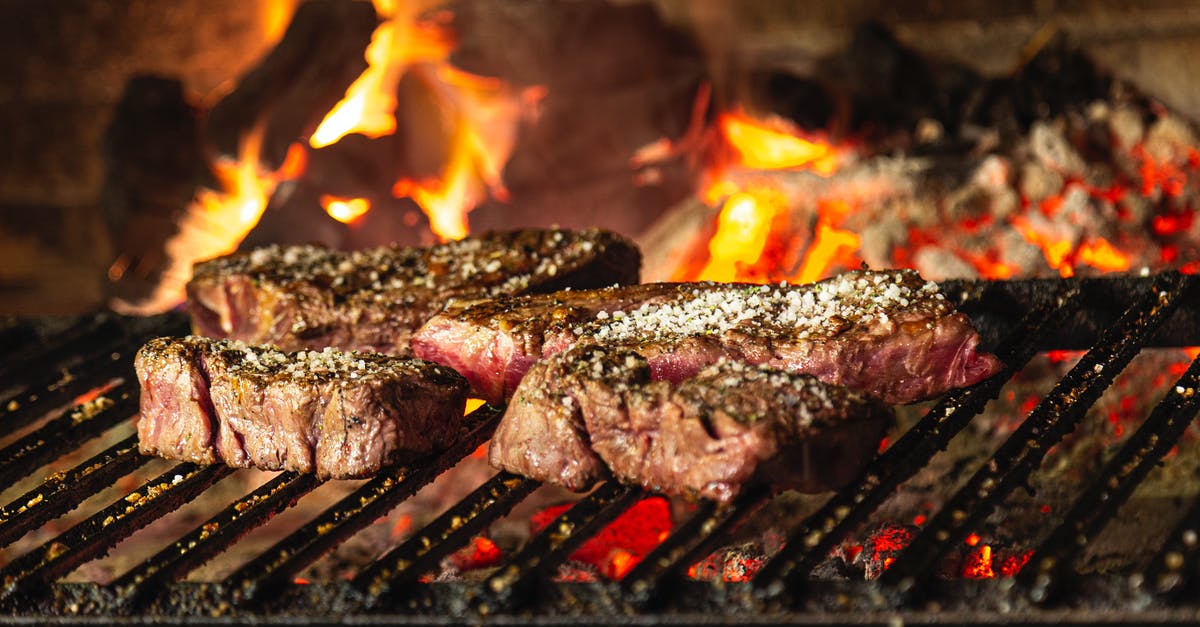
[697,190,781,282]
[321,196,372,224]
[109,131,298,315]
[262,0,301,45]
[720,112,839,175]
[310,0,453,148]
[792,200,861,284]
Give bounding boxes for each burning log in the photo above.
[101,75,211,305]
[203,0,379,169]
[445,0,706,236]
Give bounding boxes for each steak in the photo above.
[187,228,641,355]
[489,345,894,501]
[135,336,469,479]
[412,269,1004,405]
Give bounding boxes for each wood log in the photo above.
[101,74,211,306]
[204,0,378,169]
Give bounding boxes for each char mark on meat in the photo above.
[135,336,469,479]
[489,345,894,502]
[187,228,641,355]
[413,269,1003,405]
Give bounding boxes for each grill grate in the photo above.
[1,273,1200,623]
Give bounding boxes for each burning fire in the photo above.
[110,131,305,315]
[115,0,527,312]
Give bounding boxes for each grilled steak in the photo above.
[135,336,468,478]
[187,228,641,355]
[412,269,1003,405]
[489,345,894,501]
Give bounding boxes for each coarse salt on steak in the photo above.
[412,269,1003,405]
[187,228,641,355]
[489,345,894,501]
[135,336,468,479]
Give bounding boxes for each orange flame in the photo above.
[109,132,305,315]
[310,1,522,242]
[310,0,450,147]
[392,66,523,241]
[320,196,371,224]
[792,200,861,284]
[719,111,839,175]
[696,189,782,282]
[690,111,849,283]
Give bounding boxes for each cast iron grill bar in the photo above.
[0,383,139,489]
[0,462,232,602]
[879,271,1188,598]
[0,434,148,549]
[108,470,324,609]
[0,319,37,356]
[472,481,642,615]
[0,315,120,388]
[227,405,503,606]
[619,484,771,610]
[1144,473,1200,599]
[1020,349,1200,604]
[0,349,126,436]
[751,286,1078,602]
[356,471,539,606]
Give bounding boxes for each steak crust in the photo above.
[489,345,894,501]
[412,269,1003,405]
[187,228,641,355]
[135,336,469,478]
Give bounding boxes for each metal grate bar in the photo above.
[0,319,37,356]
[227,405,503,605]
[1143,469,1200,598]
[0,463,232,602]
[1,351,125,436]
[0,313,184,434]
[472,481,642,615]
[0,315,120,388]
[751,286,1078,601]
[108,470,322,609]
[1021,350,1200,603]
[879,272,1188,597]
[0,381,139,489]
[620,484,771,610]
[356,471,539,607]
[0,434,148,549]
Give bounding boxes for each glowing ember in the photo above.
[449,536,503,571]
[961,544,995,579]
[532,497,672,580]
[71,378,121,406]
[999,551,1033,577]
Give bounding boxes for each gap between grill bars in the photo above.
[0,274,1199,622]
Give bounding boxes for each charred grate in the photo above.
[1,273,1200,624]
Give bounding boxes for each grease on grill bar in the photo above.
[1,276,1200,622]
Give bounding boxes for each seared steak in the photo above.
[135,336,468,478]
[412,269,1003,405]
[489,345,894,501]
[187,228,641,355]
